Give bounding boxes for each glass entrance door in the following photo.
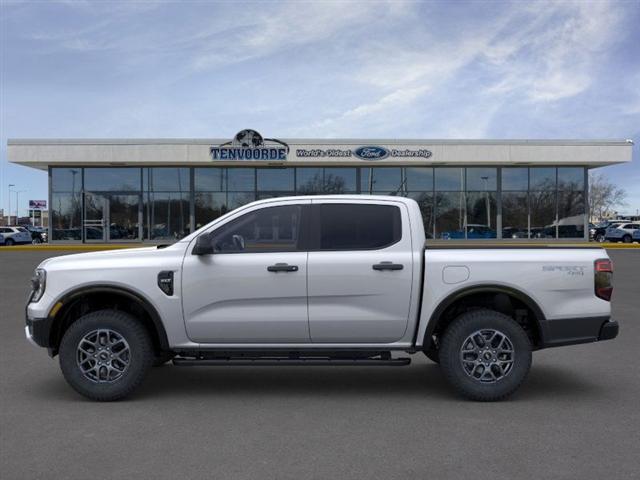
[84,193,141,242]
[84,193,106,242]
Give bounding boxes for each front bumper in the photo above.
[25,316,53,349]
[540,316,618,348]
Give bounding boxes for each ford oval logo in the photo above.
[354,146,389,160]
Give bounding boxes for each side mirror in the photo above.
[192,232,214,255]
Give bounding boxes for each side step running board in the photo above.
[172,357,411,367]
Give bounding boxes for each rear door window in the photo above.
[317,203,401,250]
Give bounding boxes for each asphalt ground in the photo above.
[1,249,639,480]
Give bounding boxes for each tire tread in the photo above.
[59,309,153,401]
[439,309,532,402]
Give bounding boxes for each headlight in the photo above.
[30,269,46,303]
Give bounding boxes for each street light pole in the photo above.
[8,184,15,225]
[15,190,26,224]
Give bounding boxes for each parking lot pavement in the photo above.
[1,249,639,480]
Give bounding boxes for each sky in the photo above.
[1,0,639,217]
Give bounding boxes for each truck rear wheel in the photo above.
[59,309,154,401]
[439,309,532,401]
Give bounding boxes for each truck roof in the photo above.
[250,194,418,205]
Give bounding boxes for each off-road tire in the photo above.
[59,309,153,401]
[439,309,532,401]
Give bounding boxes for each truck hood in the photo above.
[38,244,186,271]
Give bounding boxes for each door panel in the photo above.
[182,252,309,343]
[307,201,413,343]
[182,202,311,344]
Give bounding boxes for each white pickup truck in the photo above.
[26,196,618,401]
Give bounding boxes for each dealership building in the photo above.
[7,131,633,243]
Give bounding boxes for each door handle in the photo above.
[372,262,404,271]
[267,263,299,273]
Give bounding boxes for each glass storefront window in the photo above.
[435,168,464,191]
[558,167,584,191]
[227,191,256,210]
[324,168,357,193]
[195,168,225,191]
[194,192,227,228]
[557,191,585,238]
[405,167,433,191]
[502,192,528,239]
[530,168,556,190]
[406,192,434,238]
[435,192,465,239]
[466,168,497,191]
[296,168,323,194]
[530,190,556,238]
[227,168,255,191]
[296,168,356,194]
[257,168,294,191]
[51,192,82,240]
[85,168,141,192]
[145,192,190,240]
[48,165,588,243]
[109,195,140,240]
[502,168,528,191]
[51,168,82,193]
[145,168,190,192]
[361,167,403,193]
[466,192,497,238]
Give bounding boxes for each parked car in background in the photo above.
[501,227,528,239]
[0,226,33,246]
[21,225,48,244]
[605,223,640,243]
[441,224,496,239]
[591,221,624,242]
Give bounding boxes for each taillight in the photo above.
[594,258,613,301]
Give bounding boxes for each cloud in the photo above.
[304,0,630,137]
[483,0,622,102]
[189,1,411,71]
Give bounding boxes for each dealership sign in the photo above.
[211,131,433,161]
[29,200,47,209]
[296,146,432,159]
[354,146,389,160]
[211,129,289,160]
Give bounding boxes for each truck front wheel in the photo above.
[439,309,532,401]
[59,309,154,401]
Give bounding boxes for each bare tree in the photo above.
[589,172,627,221]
